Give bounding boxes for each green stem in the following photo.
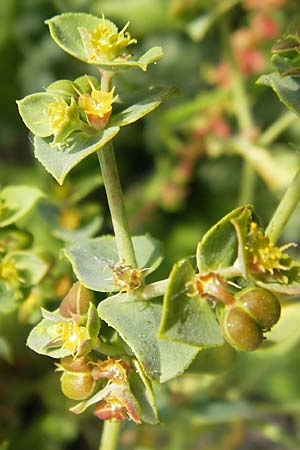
[99,420,121,450]
[97,69,137,267]
[221,17,256,205]
[96,70,136,450]
[266,166,300,243]
[97,144,137,267]
[259,111,297,147]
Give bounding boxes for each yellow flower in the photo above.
[246,222,293,275]
[0,258,24,296]
[80,17,137,62]
[48,97,81,146]
[78,85,117,129]
[49,321,89,355]
[59,208,81,230]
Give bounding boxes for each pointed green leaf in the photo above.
[98,294,199,383]
[197,205,253,274]
[110,85,177,127]
[46,13,164,71]
[129,359,159,424]
[0,185,45,227]
[0,281,18,314]
[159,259,224,347]
[230,207,253,279]
[64,234,162,292]
[86,302,100,341]
[17,93,59,137]
[257,56,300,118]
[3,251,48,286]
[34,126,119,185]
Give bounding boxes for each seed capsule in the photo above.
[59,356,95,401]
[221,306,263,352]
[60,371,95,400]
[235,286,281,331]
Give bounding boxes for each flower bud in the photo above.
[221,306,263,351]
[235,286,281,331]
[59,356,95,401]
[59,281,94,318]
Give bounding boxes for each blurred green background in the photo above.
[2,1,300,449]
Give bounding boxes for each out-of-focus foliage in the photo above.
[2,0,300,449]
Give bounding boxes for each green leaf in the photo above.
[34,126,119,185]
[4,251,48,286]
[230,207,253,279]
[64,234,162,292]
[0,185,45,227]
[256,279,300,296]
[52,216,103,242]
[46,13,164,71]
[110,85,177,127]
[98,294,199,383]
[158,259,224,347]
[46,79,78,98]
[73,75,100,93]
[257,56,300,118]
[186,0,241,42]
[197,205,253,274]
[17,92,59,137]
[26,315,72,358]
[86,302,100,342]
[0,281,18,314]
[129,359,159,424]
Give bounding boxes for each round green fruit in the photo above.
[235,287,281,331]
[60,371,95,400]
[221,306,263,352]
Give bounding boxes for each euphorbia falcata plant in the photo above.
[8,9,300,450]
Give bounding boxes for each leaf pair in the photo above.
[18,81,175,184]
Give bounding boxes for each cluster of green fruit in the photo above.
[220,287,281,351]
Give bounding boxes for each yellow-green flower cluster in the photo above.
[0,258,23,298]
[47,81,116,147]
[80,17,137,62]
[246,222,292,275]
[48,320,89,355]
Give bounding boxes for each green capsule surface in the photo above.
[221,306,263,352]
[236,287,281,331]
[61,371,95,400]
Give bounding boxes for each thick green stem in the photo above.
[266,166,300,243]
[98,70,137,266]
[97,143,137,267]
[221,17,256,205]
[99,420,121,450]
